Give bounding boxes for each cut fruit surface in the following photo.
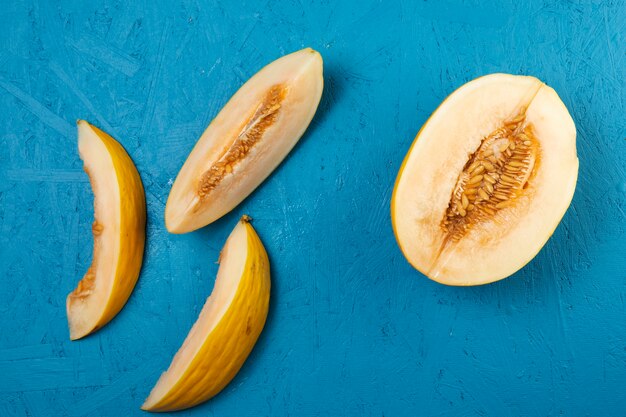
[165,48,324,233]
[67,121,146,340]
[142,216,270,412]
[392,74,578,286]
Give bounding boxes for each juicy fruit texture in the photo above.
[142,216,270,412]
[166,48,324,233]
[67,121,146,340]
[392,74,578,286]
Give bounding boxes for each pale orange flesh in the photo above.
[67,121,145,339]
[392,74,578,285]
[165,48,323,233]
[142,217,270,412]
[143,222,247,407]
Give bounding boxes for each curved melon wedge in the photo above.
[165,47,324,233]
[392,74,578,286]
[67,120,146,340]
[142,216,270,412]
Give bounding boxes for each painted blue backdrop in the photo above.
[1,1,625,416]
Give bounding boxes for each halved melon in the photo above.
[392,74,578,286]
[142,216,270,412]
[67,121,146,339]
[165,48,323,233]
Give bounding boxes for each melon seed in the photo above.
[92,221,104,235]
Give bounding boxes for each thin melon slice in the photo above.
[142,216,270,412]
[165,48,323,233]
[392,74,578,286]
[67,121,146,339]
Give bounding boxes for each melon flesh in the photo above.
[392,74,578,286]
[142,216,270,412]
[67,121,145,339]
[166,48,324,233]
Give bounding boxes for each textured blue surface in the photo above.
[1,1,625,416]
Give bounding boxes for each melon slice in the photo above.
[142,216,270,412]
[165,48,323,233]
[67,121,146,339]
[392,74,578,286]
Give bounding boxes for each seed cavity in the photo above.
[441,109,539,242]
[197,84,286,199]
[70,267,96,299]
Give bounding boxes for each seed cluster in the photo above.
[70,267,96,298]
[442,111,538,241]
[198,85,286,199]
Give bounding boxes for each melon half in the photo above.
[142,216,270,412]
[165,48,324,233]
[392,74,578,286]
[67,121,146,340]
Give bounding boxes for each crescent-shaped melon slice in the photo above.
[67,120,146,340]
[392,74,578,285]
[142,216,270,412]
[165,47,323,233]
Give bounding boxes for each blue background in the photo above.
[1,0,625,416]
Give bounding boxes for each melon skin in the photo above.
[142,216,270,412]
[166,48,324,233]
[391,74,578,286]
[67,121,146,340]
